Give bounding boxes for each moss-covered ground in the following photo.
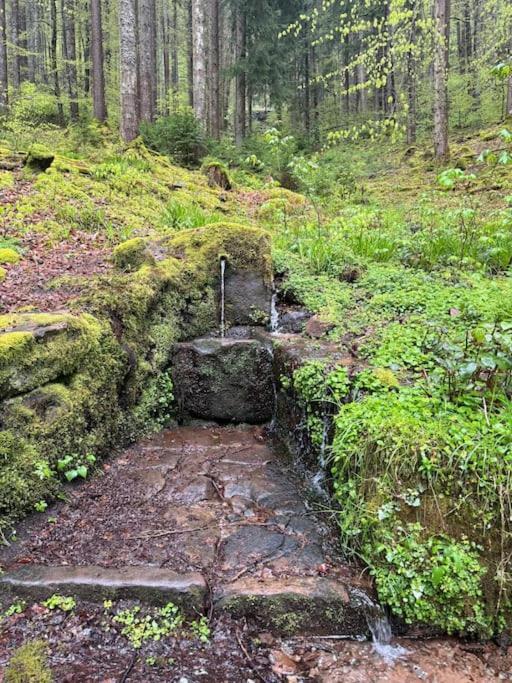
[1,125,512,640]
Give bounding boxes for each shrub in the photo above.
[140,109,206,167]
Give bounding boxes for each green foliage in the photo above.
[42,595,76,612]
[4,640,52,683]
[190,616,211,643]
[56,453,96,483]
[140,109,206,167]
[113,603,183,649]
[372,525,488,634]
[1,601,27,622]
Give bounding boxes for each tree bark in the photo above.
[171,0,179,97]
[91,0,107,121]
[234,9,246,145]
[209,0,221,138]
[406,0,417,144]
[0,0,7,109]
[61,0,79,120]
[191,0,206,125]
[162,0,170,112]
[433,0,450,159]
[119,0,139,141]
[507,75,512,119]
[11,0,21,89]
[25,0,37,82]
[138,0,157,121]
[187,0,193,108]
[50,0,64,122]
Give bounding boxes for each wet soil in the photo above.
[0,604,509,682]
[0,425,354,584]
[0,425,510,680]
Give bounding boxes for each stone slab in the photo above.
[216,576,368,637]
[172,338,274,424]
[0,566,207,614]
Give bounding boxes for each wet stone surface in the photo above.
[0,425,369,636]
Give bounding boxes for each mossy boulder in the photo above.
[0,247,21,265]
[168,222,273,328]
[0,313,107,399]
[25,144,55,172]
[112,237,156,272]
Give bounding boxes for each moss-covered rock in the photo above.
[112,237,156,272]
[4,640,52,683]
[25,144,55,172]
[0,247,21,265]
[0,313,107,399]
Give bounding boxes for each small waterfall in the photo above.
[311,416,331,498]
[270,292,280,333]
[352,589,409,664]
[220,257,227,338]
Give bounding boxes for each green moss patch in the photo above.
[0,248,21,265]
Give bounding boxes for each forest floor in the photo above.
[1,129,512,680]
[0,426,510,682]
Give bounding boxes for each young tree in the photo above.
[119,0,139,141]
[434,0,451,159]
[90,0,107,121]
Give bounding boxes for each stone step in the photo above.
[0,566,207,615]
[216,576,368,637]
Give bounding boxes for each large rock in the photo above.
[172,338,274,424]
[225,269,272,326]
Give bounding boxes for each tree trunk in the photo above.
[191,0,206,125]
[162,0,170,113]
[138,0,157,121]
[234,9,246,146]
[91,0,107,121]
[507,75,512,119]
[406,0,417,144]
[61,0,79,120]
[187,0,193,108]
[119,0,139,141]
[25,0,37,82]
[171,0,179,95]
[209,0,221,138]
[0,0,7,109]
[50,0,64,122]
[433,0,450,159]
[11,0,21,89]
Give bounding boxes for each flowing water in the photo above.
[270,292,280,332]
[220,257,226,337]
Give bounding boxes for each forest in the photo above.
[0,0,511,681]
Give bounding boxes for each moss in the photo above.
[112,238,155,272]
[25,143,55,172]
[0,313,107,400]
[4,640,53,683]
[0,266,6,282]
[168,222,273,287]
[0,431,57,520]
[0,247,21,264]
[0,170,14,189]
